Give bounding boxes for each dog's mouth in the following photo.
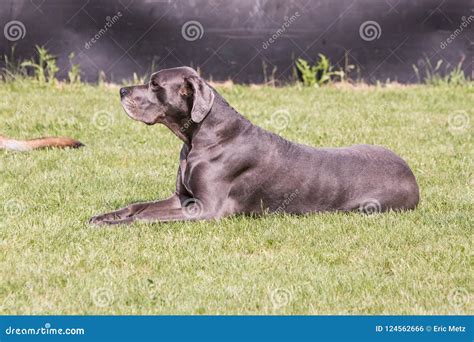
[121,97,160,125]
[121,97,141,121]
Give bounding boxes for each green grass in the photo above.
[0,81,472,315]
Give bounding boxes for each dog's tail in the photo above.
[0,135,84,151]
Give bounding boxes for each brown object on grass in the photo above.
[0,135,84,151]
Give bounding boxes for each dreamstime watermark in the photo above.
[359,20,382,41]
[262,11,301,49]
[440,15,474,49]
[4,20,26,41]
[447,287,469,308]
[358,198,381,215]
[146,279,159,300]
[15,102,32,116]
[3,199,26,217]
[92,110,114,130]
[1,295,14,312]
[181,20,204,41]
[91,287,114,307]
[4,323,85,336]
[180,117,194,133]
[182,198,204,219]
[118,0,134,7]
[270,287,292,309]
[275,189,300,214]
[269,109,290,131]
[59,115,83,130]
[448,111,470,134]
[209,0,224,10]
[84,12,123,50]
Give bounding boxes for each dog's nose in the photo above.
[120,87,129,98]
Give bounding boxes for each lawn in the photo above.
[0,81,472,315]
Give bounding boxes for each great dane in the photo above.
[90,67,419,225]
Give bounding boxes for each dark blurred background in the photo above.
[0,0,472,83]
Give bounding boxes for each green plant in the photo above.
[121,57,159,85]
[67,52,81,84]
[412,55,470,86]
[132,72,147,84]
[446,60,468,86]
[412,56,443,85]
[98,70,107,86]
[21,45,58,86]
[1,45,27,82]
[262,60,278,86]
[296,54,344,87]
[341,50,355,83]
[120,72,145,86]
[296,58,317,87]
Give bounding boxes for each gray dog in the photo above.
[90,67,419,225]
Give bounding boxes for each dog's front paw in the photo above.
[89,215,105,226]
[89,213,116,226]
[89,213,134,226]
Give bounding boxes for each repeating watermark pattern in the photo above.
[30,0,45,13]
[270,287,292,309]
[24,281,34,291]
[3,199,26,217]
[15,102,33,117]
[275,189,300,214]
[118,0,134,8]
[4,20,26,41]
[84,12,123,50]
[269,109,290,131]
[179,117,194,133]
[208,0,224,10]
[358,198,381,215]
[182,198,204,218]
[59,115,83,130]
[262,11,301,50]
[448,111,470,134]
[447,287,469,308]
[181,20,204,41]
[91,287,114,307]
[146,279,159,300]
[1,295,15,312]
[359,20,382,42]
[440,15,474,50]
[92,110,114,130]
[416,58,427,68]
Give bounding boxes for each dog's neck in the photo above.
[161,117,194,145]
[165,92,251,148]
[189,93,251,149]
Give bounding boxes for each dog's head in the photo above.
[119,67,215,139]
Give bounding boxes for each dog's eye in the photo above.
[150,79,163,91]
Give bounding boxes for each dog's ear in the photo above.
[180,75,215,123]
